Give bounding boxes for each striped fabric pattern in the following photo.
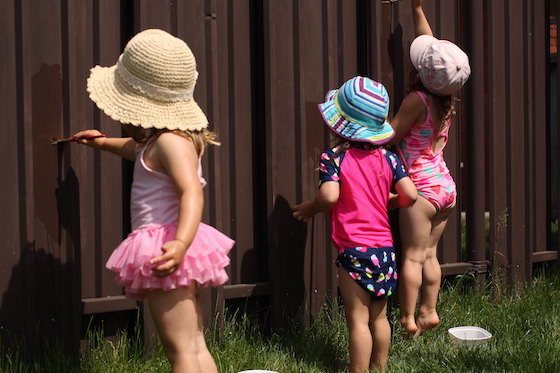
[319,76,394,145]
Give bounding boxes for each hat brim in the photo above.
[87,65,209,131]
[318,91,394,145]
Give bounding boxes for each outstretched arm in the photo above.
[73,129,138,161]
[411,0,433,37]
[293,181,340,223]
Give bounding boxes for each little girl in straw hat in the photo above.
[293,76,417,372]
[73,29,234,373]
[387,0,470,337]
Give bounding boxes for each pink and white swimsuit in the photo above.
[106,138,234,300]
[396,91,456,211]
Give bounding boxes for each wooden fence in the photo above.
[0,0,557,353]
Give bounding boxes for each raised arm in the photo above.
[411,0,433,37]
[387,92,424,145]
[73,129,138,161]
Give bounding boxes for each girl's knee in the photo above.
[345,305,370,324]
[370,314,389,330]
[346,313,371,332]
[166,337,198,356]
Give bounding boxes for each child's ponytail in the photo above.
[174,128,220,157]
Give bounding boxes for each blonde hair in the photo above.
[408,69,456,131]
[126,125,220,156]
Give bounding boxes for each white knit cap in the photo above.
[87,29,208,131]
[410,35,471,96]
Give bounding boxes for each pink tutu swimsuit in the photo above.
[106,140,234,300]
[396,91,456,211]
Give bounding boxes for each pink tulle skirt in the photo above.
[106,223,234,300]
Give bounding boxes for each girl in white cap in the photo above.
[388,0,470,337]
[72,29,234,373]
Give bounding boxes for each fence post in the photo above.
[464,0,488,285]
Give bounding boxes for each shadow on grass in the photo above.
[269,301,349,373]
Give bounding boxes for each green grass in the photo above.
[387,270,560,372]
[1,269,559,372]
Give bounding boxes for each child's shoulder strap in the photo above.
[412,90,429,107]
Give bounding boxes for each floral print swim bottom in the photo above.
[336,246,397,298]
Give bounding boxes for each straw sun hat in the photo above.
[319,76,395,145]
[87,29,208,131]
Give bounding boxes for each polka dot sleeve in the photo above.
[318,147,345,187]
[382,149,409,189]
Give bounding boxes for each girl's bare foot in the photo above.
[400,315,418,338]
[416,309,440,334]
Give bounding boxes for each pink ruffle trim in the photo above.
[106,223,234,300]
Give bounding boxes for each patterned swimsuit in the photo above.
[396,91,456,211]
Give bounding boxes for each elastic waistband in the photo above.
[337,246,394,254]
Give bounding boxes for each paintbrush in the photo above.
[51,134,106,145]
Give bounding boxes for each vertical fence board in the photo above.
[71,0,96,301]
[464,0,487,279]
[489,0,510,271]
[508,2,530,280]
[26,0,64,342]
[557,0,560,254]
[0,0,24,338]
[299,0,330,316]
[212,1,256,285]
[20,0,84,351]
[63,0,95,347]
[339,0,358,82]
[212,1,234,283]
[96,0,126,297]
[530,1,548,256]
[264,0,306,320]
[135,0,172,33]
[75,0,131,306]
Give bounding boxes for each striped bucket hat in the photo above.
[318,76,394,145]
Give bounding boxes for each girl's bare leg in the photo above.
[398,196,436,336]
[368,299,390,372]
[195,290,218,373]
[338,267,374,373]
[147,284,217,373]
[416,207,452,334]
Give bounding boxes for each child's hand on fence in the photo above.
[411,0,423,9]
[293,200,317,223]
[73,129,106,149]
[150,240,188,277]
